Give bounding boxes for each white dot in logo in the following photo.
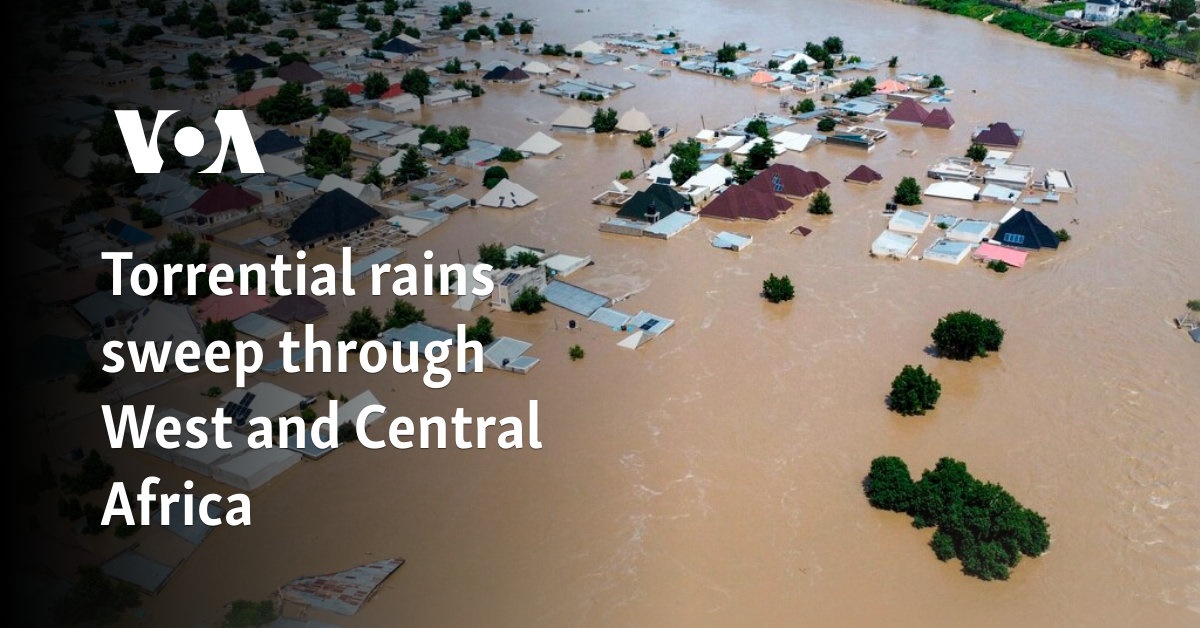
[174,126,205,157]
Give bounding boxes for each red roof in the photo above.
[744,163,830,199]
[974,122,1020,147]
[193,293,272,322]
[844,164,883,184]
[346,82,364,95]
[885,99,930,124]
[922,107,955,130]
[700,186,792,221]
[378,84,405,99]
[190,182,261,215]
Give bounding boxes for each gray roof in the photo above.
[102,551,174,594]
[380,322,454,355]
[164,498,224,545]
[74,291,148,328]
[544,280,611,317]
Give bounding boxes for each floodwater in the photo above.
[36,0,1200,626]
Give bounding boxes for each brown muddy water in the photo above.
[33,0,1200,626]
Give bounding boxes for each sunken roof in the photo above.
[225,53,270,72]
[254,129,303,155]
[922,107,956,130]
[844,164,883,184]
[287,188,381,246]
[700,186,792,221]
[885,98,930,124]
[260,295,329,323]
[616,184,690,221]
[744,163,830,198]
[974,122,1021,147]
[190,182,260,215]
[993,208,1059,250]
[278,62,323,84]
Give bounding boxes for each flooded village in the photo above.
[14,0,1199,626]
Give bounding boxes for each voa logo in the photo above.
[114,109,264,174]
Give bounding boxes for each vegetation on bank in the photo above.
[864,456,1051,580]
[908,0,1199,61]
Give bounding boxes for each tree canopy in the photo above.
[256,81,317,125]
[483,165,509,189]
[385,299,425,329]
[592,107,618,132]
[400,68,432,102]
[893,176,922,206]
[303,130,352,178]
[888,365,941,415]
[931,311,1005,361]
[337,307,382,343]
[363,71,390,99]
[762,273,795,303]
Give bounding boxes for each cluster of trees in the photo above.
[438,1,474,30]
[864,456,1050,580]
[965,143,988,162]
[511,288,548,314]
[418,124,470,156]
[592,107,618,132]
[497,147,524,162]
[401,68,432,103]
[668,138,702,185]
[893,176,923,206]
[337,307,382,343]
[222,599,277,628]
[478,243,540,269]
[303,130,352,178]
[931,310,1005,361]
[715,41,746,63]
[762,273,795,303]
[56,567,141,626]
[393,146,430,184]
[845,75,877,98]
[633,131,656,148]
[816,117,837,133]
[257,81,317,124]
[465,316,494,345]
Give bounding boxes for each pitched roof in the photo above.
[616,108,652,133]
[481,65,510,81]
[193,293,272,322]
[500,67,531,82]
[874,78,910,94]
[345,82,364,95]
[844,164,883,184]
[886,98,930,124]
[516,131,562,155]
[190,182,261,215]
[254,129,303,155]
[260,295,329,323]
[744,163,830,198]
[700,186,792,221]
[922,107,956,129]
[225,53,270,72]
[287,188,382,245]
[478,179,537,208]
[378,83,404,99]
[382,38,424,54]
[974,122,1021,147]
[227,84,279,108]
[993,208,1059,250]
[551,105,592,129]
[278,62,323,84]
[616,183,690,221]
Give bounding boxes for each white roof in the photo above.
[924,180,980,201]
[124,302,203,346]
[556,61,580,73]
[946,219,995,243]
[211,448,301,491]
[221,382,305,419]
[388,214,435,236]
[174,430,250,477]
[335,390,384,427]
[260,154,304,177]
[1044,169,1073,191]
[318,174,381,202]
[779,52,819,73]
[516,131,563,155]
[543,253,590,277]
[478,179,537,208]
[683,164,734,190]
[713,135,745,151]
[695,129,717,142]
[378,150,404,175]
[522,61,553,74]
[871,230,919,258]
[319,115,352,134]
[770,130,813,153]
[552,105,592,129]
[616,108,652,133]
[483,337,534,368]
[888,209,932,235]
[572,40,604,54]
[644,154,678,181]
[733,136,765,155]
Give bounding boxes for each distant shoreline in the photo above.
[894,0,1199,80]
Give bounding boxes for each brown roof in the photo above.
[260,295,329,323]
[885,99,929,124]
[227,84,280,108]
[190,182,261,215]
[700,186,792,221]
[922,107,955,130]
[744,163,830,199]
[973,122,1020,147]
[278,62,323,84]
[844,164,883,184]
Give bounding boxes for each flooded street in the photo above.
[50,0,1199,625]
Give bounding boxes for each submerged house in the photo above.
[844,164,883,185]
[287,189,382,248]
[616,184,690,223]
[885,99,930,125]
[744,163,830,200]
[992,208,1059,250]
[973,122,1023,148]
[700,186,792,221]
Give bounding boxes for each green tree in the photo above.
[762,273,795,303]
[592,107,618,132]
[715,42,739,62]
[443,56,463,74]
[817,117,836,133]
[384,299,425,329]
[256,81,317,124]
[1168,0,1197,21]
[234,69,256,92]
[511,287,547,314]
[383,0,398,14]
[965,143,988,162]
[798,98,816,114]
[864,456,915,512]
[744,118,769,139]
[928,74,945,89]
[303,130,351,178]
[187,52,212,80]
[633,131,656,148]
[482,165,509,189]
[893,176,922,206]
[55,567,141,626]
[888,55,899,68]
[930,310,1005,361]
[363,163,386,187]
[822,36,844,54]
[363,71,390,99]
[1055,229,1071,243]
[569,344,585,361]
[478,242,508,268]
[336,307,381,343]
[669,155,700,185]
[509,251,541,268]
[733,161,756,184]
[518,20,534,35]
[808,190,832,215]
[465,316,494,345]
[400,68,432,103]
[888,365,941,416]
[203,319,237,344]
[395,146,428,183]
[745,138,776,170]
[845,76,877,98]
[497,147,523,162]
[497,19,516,36]
[222,599,277,628]
[322,86,352,108]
